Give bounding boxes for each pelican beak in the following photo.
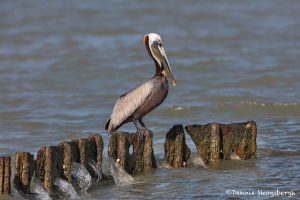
[158,46,176,86]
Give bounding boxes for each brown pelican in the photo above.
[105,33,176,139]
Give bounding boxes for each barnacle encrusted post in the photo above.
[164,125,191,167]
[0,156,11,195]
[108,130,156,174]
[185,121,257,163]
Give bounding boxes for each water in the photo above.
[1,0,300,199]
[71,162,92,192]
[54,178,79,199]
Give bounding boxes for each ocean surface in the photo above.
[1,0,299,199]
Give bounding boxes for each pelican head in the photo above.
[144,33,176,86]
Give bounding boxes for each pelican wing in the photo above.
[108,80,153,131]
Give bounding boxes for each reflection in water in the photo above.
[54,178,79,199]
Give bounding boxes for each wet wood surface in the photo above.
[14,152,35,195]
[185,121,257,163]
[164,125,191,167]
[108,130,156,174]
[0,156,11,195]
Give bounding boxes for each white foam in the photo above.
[31,177,52,200]
[230,152,241,160]
[189,155,208,168]
[71,162,92,191]
[88,160,102,181]
[107,158,136,186]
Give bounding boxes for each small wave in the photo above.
[188,155,208,168]
[214,101,300,117]
[230,152,241,160]
[240,101,300,107]
[259,147,300,157]
[157,161,173,169]
[237,75,279,87]
[171,106,186,111]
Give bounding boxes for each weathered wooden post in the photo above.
[164,125,191,167]
[57,142,74,182]
[71,134,103,179]
[72,138,91,171]
[185,123,220,163]
[0,156,11,195]
[128,130,156,172]
[88,134,104,179]
[185,121,257,163]
[108,132,132,173]
[142,130,156,169]
[35,146,58,196]
[14,152,35,195]
[219,121,257,160]
[108,130,156,174]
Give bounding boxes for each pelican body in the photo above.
[105,33,176,136]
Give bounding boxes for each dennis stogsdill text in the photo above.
[225,189,296,198]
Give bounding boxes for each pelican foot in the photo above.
[141,128,153,138]
[137,129,145,144]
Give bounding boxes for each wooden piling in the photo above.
[185,123,220,163]
[14,152,35,195]
[0,156,11,195]
[35,146,58,196]
[164,125,191,167]
[185,121,257,163]
[72,138,91,170]
[142,130,156,169]
[108,130,156,174]
[57,142,73,182]
[56,134,103,183]
[88,134,104,179]
[219,121,257,160]
[0,124,257,197]
[128,130,156,172]
[108,132,131,173]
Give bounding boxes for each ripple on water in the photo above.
[212,101,300,118]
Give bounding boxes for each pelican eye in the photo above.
[154,41,162,47]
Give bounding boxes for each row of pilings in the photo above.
[1,121,257,198]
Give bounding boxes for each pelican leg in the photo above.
[133,119,140,130]
[138,118,146,127]
[133,119,144,144]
